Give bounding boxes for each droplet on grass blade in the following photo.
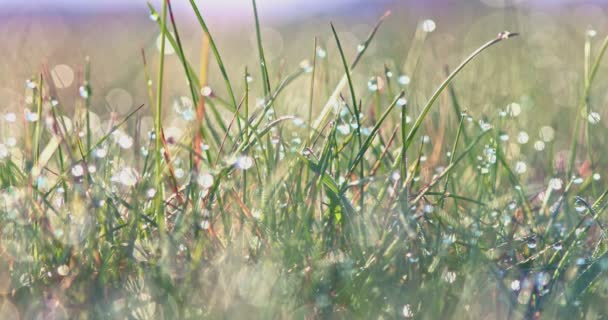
[398,75,411,86]
[236,156,253,170]
[71,164,84,177]
[534,140,545,151]
[201,86,213,97]
[539,126,555,142]
[316,47,327,58]
[0,144,9,159]
[511,280,521,291]
[79,85,90,99]
[156,32,176,55]
[588,111,601,124]
[197,173,214,189]
[57,265,69,276]
[299,59,313,73]
[506,102,521,117]
[117,134,134,149]
[402,304,414,318]
[517,131,529,144]
[421,19,436,32]
[114,167,139,187]
[515,161,527,174]
[549,178,563,190]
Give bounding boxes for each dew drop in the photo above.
[117,134,133,149]
[197,173,214,189]
[515,161,527,174]
[236,155,254,170]
[539,126,555,142]
[421,19,436,32]
[549,178,563,190]
[511,279,521,291]
[588,111,601,124]
[71,164,84,177]
[398,75,411,86]
[534,140,545,151]
[402,304,414,318]
[57,265,69,276]
[517,131,529,144]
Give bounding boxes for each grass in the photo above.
[2,1,608,319]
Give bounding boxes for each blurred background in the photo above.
[1,0,608,144]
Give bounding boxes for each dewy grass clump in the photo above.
[2,0,608,319]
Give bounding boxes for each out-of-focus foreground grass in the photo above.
[1,1,608,319]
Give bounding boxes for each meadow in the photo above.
[1,0,608,319]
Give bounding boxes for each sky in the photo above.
[0,0,368,16]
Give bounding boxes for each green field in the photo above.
[1,1,608,319]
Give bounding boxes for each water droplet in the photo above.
[421,19,436,32]
[149,12,159,21]
[252,208,262,220]
[517,131,529,144]
[79,85,90,99]
[182,108,196,121]
[174,168,185,179]
[113,134,132,151]
[511,279,521,291]
[499,134,509,141]
[539,126,555,142]
[146,188,156,198]
[236,155,254,170]
[479,121,492,132]
[201,86,213,97]
[549,178,563,190]
[197,173,214,189]
[156,32,176,55]
[4,113,16,122]
[26,79,37,89]
[573,177,584,184]
[527,238,537,249]
[299,59,313,73]
[443,270,457,283]
[71,164,84,177]
[534,140,545,151]
[402,304,414,318]
[95,148,108,158]
[57,265,69,276]
[593,173,601,181]
[357,44,365,53]
[337,124,351,135]
[398,75,411,86]
[396,98,407,107]
[114,167,139,187]
[588,111,601,124]
[506,102,521,117]
[200,220,210,230]
[515,161,527,174]
[316,47,327,58]
[292,118,305,127]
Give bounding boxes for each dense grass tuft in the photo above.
[1,2,608,319]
